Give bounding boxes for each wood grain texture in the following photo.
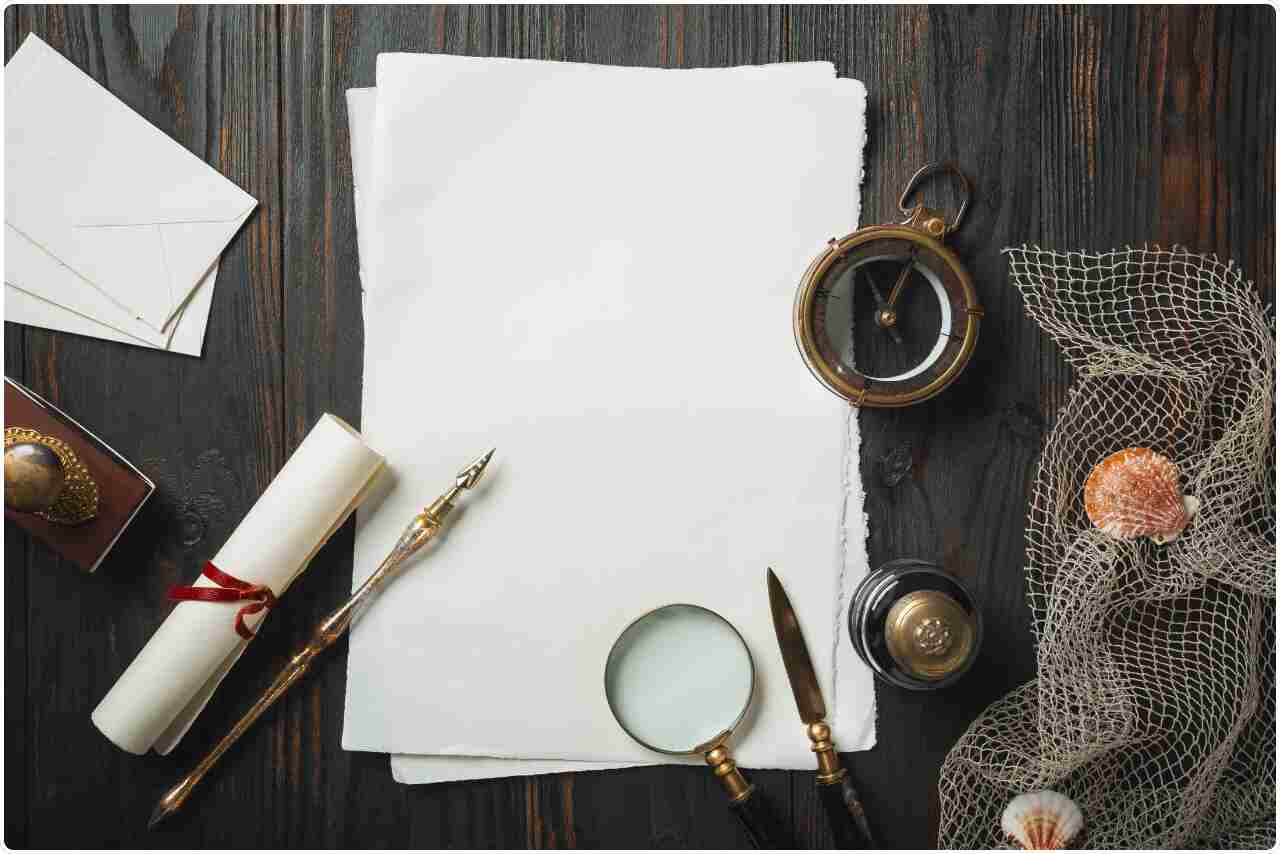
[2,4,285,848]
[4,5,1274,849]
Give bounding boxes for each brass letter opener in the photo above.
[767,568,877,848]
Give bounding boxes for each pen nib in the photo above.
[148,778,190,830]
[147,804,170,831]
[456,448,496,490]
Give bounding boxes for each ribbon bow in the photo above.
[168,562,278,640]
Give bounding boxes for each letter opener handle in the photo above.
[148,449,496,830]
[766,568,877,849]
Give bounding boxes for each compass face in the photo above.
[794,229,980,407]
[819,253,950,383]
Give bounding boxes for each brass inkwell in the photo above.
[847,558,982,691]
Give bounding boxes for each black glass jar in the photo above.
[847,558,982,691]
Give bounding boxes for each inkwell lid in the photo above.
[883,587,977,682]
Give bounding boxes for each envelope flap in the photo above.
[72,172,256,227]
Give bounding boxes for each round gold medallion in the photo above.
[4,427,98,525]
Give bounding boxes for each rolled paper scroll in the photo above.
[92,414,384,754]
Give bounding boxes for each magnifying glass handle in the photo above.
[728,785,793,850]
[706,745,794,849]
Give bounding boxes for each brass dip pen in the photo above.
[149,449,496,829]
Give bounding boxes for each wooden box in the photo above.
[4,377,154,572]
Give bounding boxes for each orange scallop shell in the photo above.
[1084,448,1198,544]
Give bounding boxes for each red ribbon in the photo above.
[168,562,278,640]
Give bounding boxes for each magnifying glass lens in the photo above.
[605,604,753,754]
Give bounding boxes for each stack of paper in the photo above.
[345,54,875,784]
[4,35,256,355]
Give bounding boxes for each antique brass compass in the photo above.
[794,162,982,407]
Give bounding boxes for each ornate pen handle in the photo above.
[149,632,329,828]
[148,523,438,829]
[149,519,432,829]
[148,449,496,830]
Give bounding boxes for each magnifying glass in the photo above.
[605,604,792,849]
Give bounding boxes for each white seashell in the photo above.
[1084,447,1198,544]
[1001,790,1084,850]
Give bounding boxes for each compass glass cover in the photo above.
[818,251,951,383]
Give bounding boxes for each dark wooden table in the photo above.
[4,5,1274,849]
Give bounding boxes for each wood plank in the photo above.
[789,7,1049,846]
[3,22,32,846]
[790,5,1275,848]
[3,312,29,847]
[2,5,284,848]
[2,355,29,849]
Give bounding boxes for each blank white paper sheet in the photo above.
[344,53,875,775]
[349,83,644,784]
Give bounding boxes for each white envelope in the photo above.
[3,34,255,333]
[5,273,216,357]
[5,224,216,355]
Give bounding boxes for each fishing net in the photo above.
[937,246,1276,850]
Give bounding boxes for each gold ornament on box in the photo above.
[4,427,99,525]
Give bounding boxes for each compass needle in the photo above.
[861,268,904,346]
[885,247,918,306]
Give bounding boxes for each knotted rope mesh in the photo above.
[937,246,1276,849]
